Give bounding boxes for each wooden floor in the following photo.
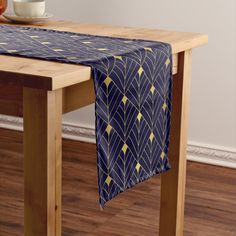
[0,128,235,236]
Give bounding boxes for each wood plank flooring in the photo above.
[0,128,235,236]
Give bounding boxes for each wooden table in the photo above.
[0,19,208,236]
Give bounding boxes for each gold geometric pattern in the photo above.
[0,25,173,208]
[53,49,63,52]
[135,162,141,172]
[104,76,112,87]
[122,143,128,154]
[150,85,155,94]
[114,55,123,60]
[97,48,108,51]
[144,47,153,52]
[7,50,18,53]
[162,102,167,111]
[122,95,128,105]
[165,58,170,67]
[137,112,142,123]
[105,175,112,186]
[161,151,165,159]
[41,42,51,45]
[106,124,112,135]
[149,132,155,143]
[138,66,144,77]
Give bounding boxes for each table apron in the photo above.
[0,54,178,117]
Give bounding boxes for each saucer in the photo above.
[3,13,53,24]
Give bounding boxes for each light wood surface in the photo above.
[0,18,208,236]
[63,79,95,114]
[0,18,207,90]
[1,129,236,236]
[0,54,177,117]
[23,88,62,236]
[0,53,178,91]
[159,50,192,235]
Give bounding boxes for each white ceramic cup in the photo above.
[13,0,45,18]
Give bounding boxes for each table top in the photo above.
[0,18,208,90]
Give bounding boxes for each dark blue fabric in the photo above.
[0,25,173,208]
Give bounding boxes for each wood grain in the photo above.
[159,50,192,236]
[0,19,207,90]
[0,79,95,117]
[0,128,236,236]
[0,53,177,117]
[0,85,23,116]
[0,18,208,236]
[23,88,62,236]
[62,79,95,114]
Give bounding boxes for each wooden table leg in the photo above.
[159,50,192,236]
[23,88,62,236]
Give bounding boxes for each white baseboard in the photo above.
[187,142,236,169]
[0,114,96,144]
[0,114,235,169]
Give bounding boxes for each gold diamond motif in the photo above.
[138,66,144,77]
[165,58,170,67]
[162,102,167,111]
[114,56,123,60]
[161,151,165,159]
[53,49,63,52]
[106,124,112,135]
[97,48,108,51]
[144,47,153,52]
[150,85,155,94]
[136,162,141,172]
[105,175,112,186]
[104,76,112,87]
[82,41,92,44]
[149,132,154,142]
[7,50,18,53]
[137,112,142,123]
[122,95,128,105]
[122,143,128,154]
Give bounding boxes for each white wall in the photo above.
[44,0,236,150]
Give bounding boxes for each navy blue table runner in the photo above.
[0,25,173,208]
